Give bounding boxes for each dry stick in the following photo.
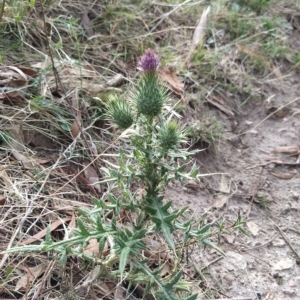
[0,195,35,269]
[0,0,5,22]
[272,221,300,261]
[31,261,55,300]
[239,233,279,252]
[246,167,263,217]
[246,161,300,170]
[200,256,223,272]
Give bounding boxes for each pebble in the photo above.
[272,258,294,272]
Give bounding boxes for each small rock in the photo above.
[272,237,286,247]
[266,163,276,170]
[283,288,296,296]
[294,276,300,285]
[223,234,235,244]
[272,258,294,272]
[224,251,247,271]
[246,221,260,236]
[291,191,299,200]
[288,279,296,287]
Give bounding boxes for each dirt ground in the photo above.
[167,75,300,299]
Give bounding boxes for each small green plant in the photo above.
[2,50,244,299]
[255,194,270,210]
[292,52,300,70]
[233,0,270,14]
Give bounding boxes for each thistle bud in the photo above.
[158,121,181,150]
[107,98,134,130]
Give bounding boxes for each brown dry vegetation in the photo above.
[0,0,300,299]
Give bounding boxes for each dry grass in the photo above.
[0,0,299,298]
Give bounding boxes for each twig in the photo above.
[31,261,55,300]
[247,160,300,170]
[0,0,6,22]
[272,222,300,261]
[206,97,235,117]
[246,167,263,217]
[239,233,279,252]
[200,256,224,272]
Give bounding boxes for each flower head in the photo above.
[138,49,160,72]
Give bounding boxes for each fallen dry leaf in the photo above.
[15,264,44,291]
[84,239,109,258]
[21,217,71,245]
[159,67,184,92]
[219,174,231,194]
[185,6,210,66]
[80,12,94,37]
[0,170,13,188]
[17,66,38,77]
[67,163,98,195]
[270,171,296,180]
[0,195,6,205]
[213,194,228,208]
[7,66,28,82]
[83,163,101,193]
[71,114,81,139]
[274,146,299,155]
[265,106,288,118]
[192,6,211,48]
[106,74,124,87]
[207,97,235,117]
[69,211,76,229]
[7,127,36,169]
[84,238,100,257]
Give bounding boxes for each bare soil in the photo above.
[167,76,300,299]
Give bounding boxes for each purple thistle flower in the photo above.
[138,49,160,71]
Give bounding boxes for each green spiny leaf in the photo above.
[184,293,198,300]
[119,246,130,273]
[92,197,103,208]
[77,218,90,237]
[202,239,226,256]
[98,236,107,255]
[45,225,52,245]
[164,270,182,289]
[60,250,67,267]
[161,223,175,251]
[197,223,211,235]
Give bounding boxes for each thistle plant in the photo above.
[2,50,243,300]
